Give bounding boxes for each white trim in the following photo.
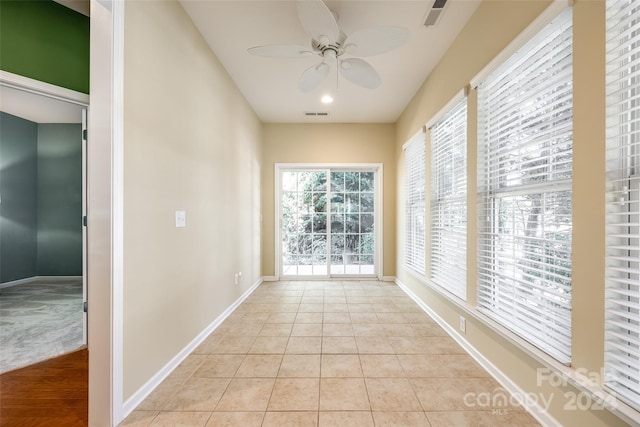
[274,164,283,280]
[395,278,561,427]
[0,74,90,303]
[268,276,388,282]
[0,70,89,107]
[88,0,119,424]
[82,108,88,346]
[112,0,125,424]
[469,0,571,89]
[376,165,384,280]
[0,276,83,289]
[274,163,384,281]
[121,277,263,419]
[273,274,379,281]
[425,88,466,129]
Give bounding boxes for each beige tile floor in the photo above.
[120,281,540,427]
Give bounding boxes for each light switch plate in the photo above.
[175,210,186,228]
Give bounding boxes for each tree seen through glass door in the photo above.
[329,171,374,275]
[281,169,375,277]
[281,171,327,276]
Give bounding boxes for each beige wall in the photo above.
[122,0,262,400]
[396,1,627,426]
[262,123,396,278]
[115,0,625,424]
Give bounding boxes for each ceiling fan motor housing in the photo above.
[312,32,346,59]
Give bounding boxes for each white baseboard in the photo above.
[261,276,396,283]
[0,275,83,289]
[395,278,561,427]
[121,277,263,418]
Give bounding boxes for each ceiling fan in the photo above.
[247,0,410,92]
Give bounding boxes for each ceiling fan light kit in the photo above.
[247,0,410,92]
[321,94,333,104]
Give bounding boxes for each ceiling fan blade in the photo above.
[296,0,339,46]
[339,58,381,89]
[299,62,330,92]
[343,26,410,57]
[248,44,316,58]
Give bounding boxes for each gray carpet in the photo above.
[0,279,84,373]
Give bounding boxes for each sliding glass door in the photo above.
[281,170,328,276]
[328,171,375,275]
[278,165,380,278]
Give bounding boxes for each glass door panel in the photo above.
[281,170,328,276]
[329,171,375,275]
[280,167,376,278]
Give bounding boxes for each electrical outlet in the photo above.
[234,273,239,285]
[459,316,466,334]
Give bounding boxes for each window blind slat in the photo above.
[605,0,640,410]
[405,132,426,274]
[430,98,468,300]
[477,8,573,365]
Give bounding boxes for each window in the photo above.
[605,0,640,409]
[404,131,426,274]
[430,97,468,300]
[477,8,573,364]
[278,166,380,278]
[329,170,376,276]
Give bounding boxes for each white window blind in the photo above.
[605,0,640,409]
[405,132,426,274]
[430,97,467,300]
[477,8,573,364]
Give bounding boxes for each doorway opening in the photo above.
[276,164,382,280]
[0,76,88,373]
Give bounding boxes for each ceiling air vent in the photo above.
[304,112,330,116]
[423,0,447,27]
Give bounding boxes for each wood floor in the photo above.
[0,349,88,427]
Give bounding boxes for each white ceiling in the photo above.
[2,1,479,125]
[180,0,480,123]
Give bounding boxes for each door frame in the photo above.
[81,108,88,345]
[275,163,383,280]
[0,71,90,341]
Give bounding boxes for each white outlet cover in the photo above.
[175,210,186,228]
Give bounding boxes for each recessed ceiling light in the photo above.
[321,94,334,104]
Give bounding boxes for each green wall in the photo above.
[37,124,82,276]
[0,0,90,94]
[0,112,38,283]
[0,114,83,283]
